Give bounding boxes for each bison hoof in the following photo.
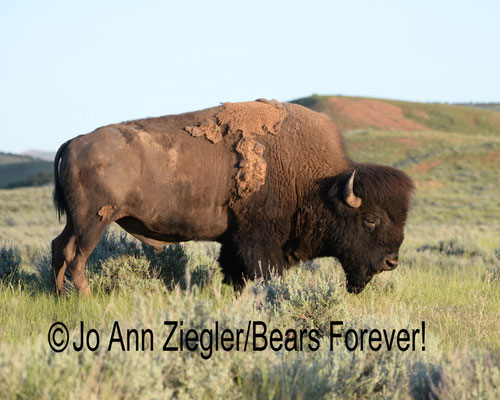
[346,283,366,294]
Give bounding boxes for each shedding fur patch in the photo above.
[216,99,286,137]
[97,205,116,221]
[184,99,287,199]
[184,121,222,144]
[216,99,286,198]
[235,137,267,198]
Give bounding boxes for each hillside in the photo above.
[457,103,500,112]
[0,152,36,165]
[0,152,53,189]
[291,95,500,135]
[20,149,55,161]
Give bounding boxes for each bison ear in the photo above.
[344,170,362,208]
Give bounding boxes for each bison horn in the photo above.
[344,170,362,208]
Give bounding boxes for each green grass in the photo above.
[344,129,500,226]
[388,100,500,136]
[0,119,499,398]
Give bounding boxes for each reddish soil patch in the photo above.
[415,180,444,189]
[411,153,483,175]
[411,158,445,174]
[328,98,427,131]
[483,150,500,164]
[349,139,378,151]
[349,137,419,153]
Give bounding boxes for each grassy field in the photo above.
[0,106,499,398]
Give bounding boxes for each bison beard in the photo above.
[51,99,414,296]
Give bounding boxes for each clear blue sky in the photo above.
[1,1,499,153]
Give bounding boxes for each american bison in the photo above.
[52,99,414,295]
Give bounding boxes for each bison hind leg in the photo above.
[51,217,77,294]
[52,209,116,296]
[67,220,112,296]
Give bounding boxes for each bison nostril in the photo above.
[385,258,399,269]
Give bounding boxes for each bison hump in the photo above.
[184,99,287,201]
[216,98,287,137]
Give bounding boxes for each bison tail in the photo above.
[53,140,71,220]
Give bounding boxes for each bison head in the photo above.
[326,164,415,293]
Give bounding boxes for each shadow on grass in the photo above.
[1,230,222,296]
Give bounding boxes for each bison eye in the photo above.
[362,216,377,232]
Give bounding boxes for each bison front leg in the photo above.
[241,241,284,281]
[219,233,285,289]
[219,241,246,289]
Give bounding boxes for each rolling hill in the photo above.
[0,152,53,189]
[291,95,500,135]
[20,149,55,161]
[457,102,500,112]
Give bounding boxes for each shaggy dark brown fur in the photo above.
[52,99,414,295]
[323,164,415,292]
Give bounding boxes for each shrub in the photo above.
[431,349,500,399]
[89,255,163,294]
[416,238,483,258]
[0,243,21,281]
[5,171,53,189]
[143,243,188,288]
[87,230,140,266]
[253,260,348,333]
